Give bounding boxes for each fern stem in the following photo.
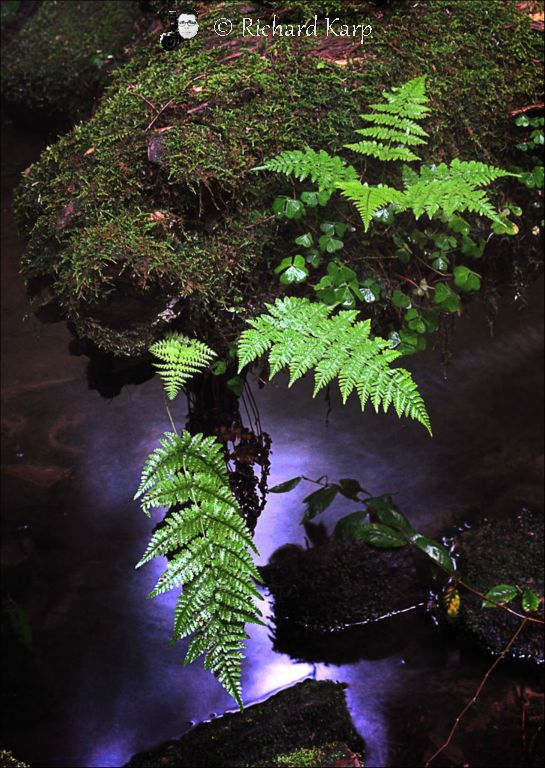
[163,391,178,434]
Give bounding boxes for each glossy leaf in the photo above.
[359,523,407,548]
[521,589,541,613]
[301,484,339,522]
[412,534,454,572]
[332,510,368,540]
[482,583,518,608]
[367,494,415,534]
[269,476,302,494]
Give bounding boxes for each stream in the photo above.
[2,123,543,768]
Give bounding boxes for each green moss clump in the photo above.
[13,1,544,357]
[263,741,364,767]
[0,750,29,768]
[1,0,139,123]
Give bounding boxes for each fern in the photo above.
[255,147,358,192]
[346,76,430,163]
[135,429,262,708]
[398,160,517,223]
[238,297,431,434]
[336,181,403,231]
[149,333,216,400]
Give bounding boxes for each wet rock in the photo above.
[1,0,140,127]
[261,539,426,662]
[456,508,544,664]
[125,679,364,768]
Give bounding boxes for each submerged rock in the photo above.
[456,507,544,664]
[125,679,364,768]
[261,539,426,662]
[1,0,139,127]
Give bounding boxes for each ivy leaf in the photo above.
[300,191,319,207]
[412,534,454,572]
[332,510,368,540]
[453,265,481,292]
[269,477,302,493]
[359,523,407,548]
[367,494,415,534]
[521,589,541,613]
[482,584,518,608]
[301,484,339,522]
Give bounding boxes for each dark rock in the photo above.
[261,539,427,662]
[125,679,365,768]
[456,507,544,664]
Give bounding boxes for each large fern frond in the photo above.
[335,181,404,231]
[149,333,216,400]
[238,297,431,434]
[369,75,430,119]
[136,430,262,708]
[255,147,358,191]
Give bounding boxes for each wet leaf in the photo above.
[301,484,339,522]
[332,510,367,540]
[360,523,407,548]
[269,477,302,494]
[367,495,415,534]
[412,535,454,572]
[521,588,541,613]
[482,583,518,608]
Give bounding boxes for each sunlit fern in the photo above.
[149,333,216,400]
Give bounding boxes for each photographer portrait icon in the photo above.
[159,5,199,51]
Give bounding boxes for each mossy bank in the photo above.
[13,1,544,358]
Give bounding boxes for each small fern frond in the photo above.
[256,147,358,191]
[399,160,514,223]
[136,430,262,708]
[369,76,430,119]
[149,333,216,400]
[336,181,403,231]
[348,76,430,163]
[237,297,432,434]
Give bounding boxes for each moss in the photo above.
[262,741,363,767]
[456,507,544,664]
[1,0,139,124]
[0,750,29,768]
[125,679,365,768]
[13,0,544,357]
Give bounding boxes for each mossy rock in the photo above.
[125,679,365,768]
[1,0,140,126]
[456,507,544,664]
[260,539,426,662]
[13,1,543,358]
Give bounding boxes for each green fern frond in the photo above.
[237,297,432,434]
[136,430,262,708]
[149,333,216,400]
[398,160,515,223]
[369,76,430,119]
[336,181,403,231]
[256,147,358,191]
[347,76,430,163]
[135,431,228,504]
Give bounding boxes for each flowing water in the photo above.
[2,124,543,767]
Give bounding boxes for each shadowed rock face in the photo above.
[456,507,544,664]
[1,0,140,128]
[12,1,543,359]
[125,679,365,768]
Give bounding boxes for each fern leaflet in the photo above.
[149,333,216,400]
[336,181,403,231]
[238,297,431,434]
[255,147,358,191]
